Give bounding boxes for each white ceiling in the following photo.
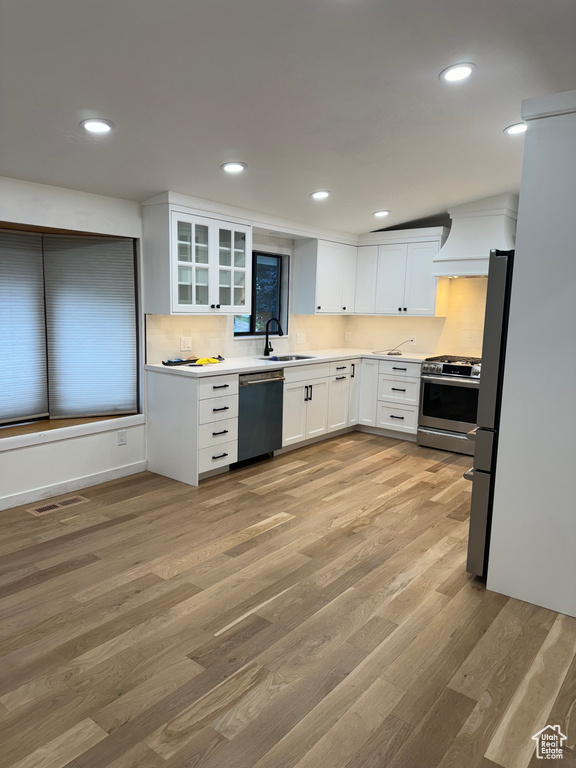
[1,0,575,234]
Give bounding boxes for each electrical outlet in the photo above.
[117,430,127,446]
[180,337,192,351]
[410,336,416,346]
[345,331,352,342]
[296,333,305,344]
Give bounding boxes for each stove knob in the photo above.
[435,364,442,374]
[423,363,429,372]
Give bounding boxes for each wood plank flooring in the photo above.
[0,432,575,768]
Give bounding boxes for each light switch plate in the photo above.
[296,333,305,344]
[180,337,192,351]
[345,331,352,342]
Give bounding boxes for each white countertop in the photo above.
[145,348,430,378]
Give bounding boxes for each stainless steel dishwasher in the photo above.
[237,369,284,462]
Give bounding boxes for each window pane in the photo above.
[234,314,250,333]
[254,254,281,333]
[0,231,48,423]
[43,236,138,418]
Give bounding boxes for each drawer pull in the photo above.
[212,452,229,460]
[390,414,405,420]
[336,376,347,381]
[212,429,229,436]
[212,384,230,390]
[213,406,230,412]
[391,387,406,392]
[336,366,346,370]
[392,367,407,371]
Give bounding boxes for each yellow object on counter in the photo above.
[195,357,220,365]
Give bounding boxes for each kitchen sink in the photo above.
[256,354,317,361]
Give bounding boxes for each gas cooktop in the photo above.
[425,355,482,365]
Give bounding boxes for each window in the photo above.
[0,230,139,425]
[234,251,285,335]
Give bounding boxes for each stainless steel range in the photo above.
[417,355,481,456]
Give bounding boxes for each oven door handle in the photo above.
[421,374,480,389]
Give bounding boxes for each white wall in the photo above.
[487,90,576,617]
[0,177,146,510]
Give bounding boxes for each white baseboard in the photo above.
[0,461,148,512]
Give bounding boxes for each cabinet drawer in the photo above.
[198,374,239,400]
[376,402,418,434]
[284,362,331,384]
[378,375,420,406]
[198,440,238,473]
[378,360,421,378]
[198,395,239,424]
[329,360,352,376]
[198,418,239,449]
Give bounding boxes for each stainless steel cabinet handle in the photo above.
[212,429,229,436]
[212,452,229,460]
[391,387,406,392]
[212,406,229,412]
[390,414,405,420]
[242,377,285,386]
[463,468,474,481]
[212,384,229,389]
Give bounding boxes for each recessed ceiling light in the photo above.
[80,118,114,134]
[221,162,247,174]
[439,63,475,82]
[503,122,527,135]
[310,190,330,200]
[373,210,390,218]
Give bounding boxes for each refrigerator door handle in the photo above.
[463,468,475,482]
[466,427,478,441]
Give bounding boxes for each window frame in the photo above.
[234,250,285,337]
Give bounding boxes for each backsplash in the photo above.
[345,277,487,357]
[145,277,487,363]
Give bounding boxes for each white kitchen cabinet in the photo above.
[143,202,252,315]
[358,359,379,427]
[375,360,421,435]
[348,359,360,426]
[374,241,437,316]
[328,374,350,431]
[283,369,329,446]
[355,227,447,317]
[146,370,239,486]
[293,239,357,315]
[354,246,378,314]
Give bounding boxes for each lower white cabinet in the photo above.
[328,374,350,431]
[358,359,379,427]
[348,359,361,426]
[375,360,421,435]
[283,377,329,446]
[146,370,239,486]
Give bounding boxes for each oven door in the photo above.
[419,374,479,433]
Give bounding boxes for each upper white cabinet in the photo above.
[355,228,447,317]
[293,239,357,315]
[143,202,252,315]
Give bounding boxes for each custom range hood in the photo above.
[432,193,518,277]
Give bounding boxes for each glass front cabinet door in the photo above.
[216,222,251,313]
[171,212,252,314]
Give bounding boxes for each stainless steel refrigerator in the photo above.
[465,249,514,579]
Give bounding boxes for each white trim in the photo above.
[522,88,576,121]
[0,413,146,453]
[0,460,148,512]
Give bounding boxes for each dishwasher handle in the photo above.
[240,376,285,386]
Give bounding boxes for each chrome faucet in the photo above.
[263,317,284,356]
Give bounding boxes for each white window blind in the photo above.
[0,231,49,424]
[43,236,138,418]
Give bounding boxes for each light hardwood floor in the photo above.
[0,432,574,768]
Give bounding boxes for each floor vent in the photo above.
[27,495,90,516]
